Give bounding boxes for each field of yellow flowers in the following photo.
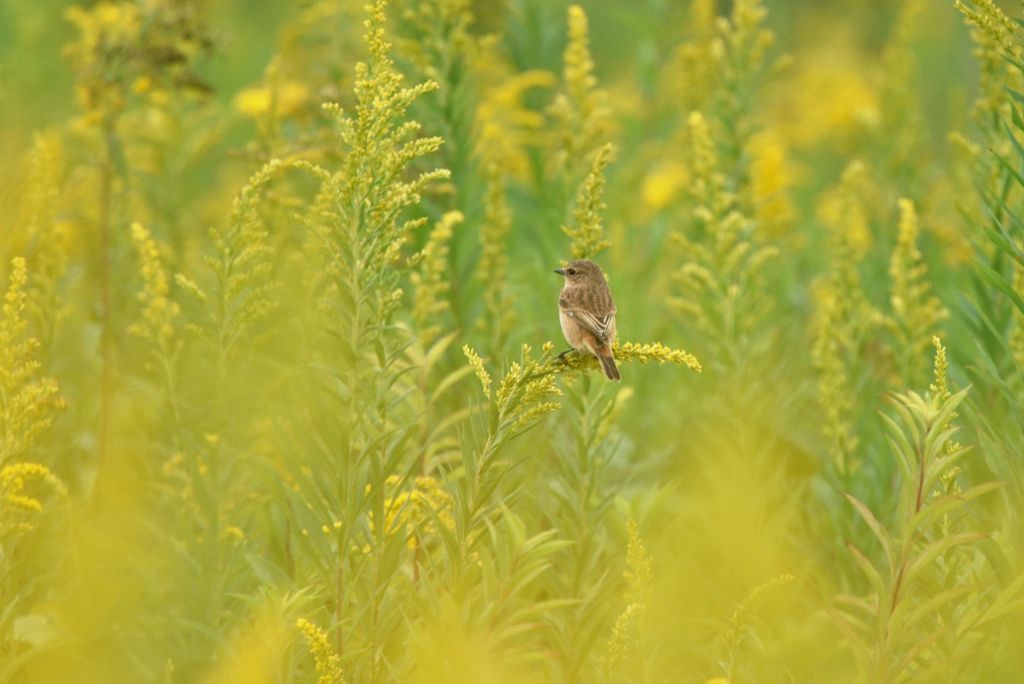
[3,0,1024,681]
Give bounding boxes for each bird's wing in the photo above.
[560,299,615,346]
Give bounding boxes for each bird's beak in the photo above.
[554,268,565,275]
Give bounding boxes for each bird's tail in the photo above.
[597,348,621,382]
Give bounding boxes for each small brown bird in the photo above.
[555,259,620,382]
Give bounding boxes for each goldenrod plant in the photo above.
[886,199,950,387]
[671,110,778,372]
[62,0,217,468]
[830,351,1023,681]
[812,161,883,479]
[549,5,610,189]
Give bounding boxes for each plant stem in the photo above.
[96,115,115,490]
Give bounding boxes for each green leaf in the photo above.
[906,482,1002,536]
[991,148,1024,193]
[825,606,873,671]
[904,533,987,587]
[423,329,461,374]
[844,493,893,571]
[963,571,1024,633]
[1004,88,1024,109]
[431,365,476,404]
[881,418,914,489]
[847,543,886,600]
[980,222,1024,263]
[899,582,991,638]
[975,259,1024,319]
[890,624,953,681]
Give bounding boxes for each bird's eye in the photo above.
[567,268,577,276]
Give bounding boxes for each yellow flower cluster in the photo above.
[198,159,282,355]
[816,161,873,258]
[233,64,310,121]
[549,5,611,183]
[462,345,491,395]
[496,343,564,433]
[19,133,70,358]
[1,258,65,465]
[477,167,517,352]
[0,462,67,534]
[811,286,858,478]
[930,337,961,459]
[411,211,463,347]
[64,3,143,75]
[614,342,702,372]
[879,0,927,178]
[563,143,614,261]
[474,70,555,180]
[296,618,344,684]
[956,0,1022,58]
[719,0,774,70]
[963,20,1018,137]
[303,0,449,329]
[720,574,795,671]
[672,112,778,348]
[931,336,952,402]
[641,161,690,213]
[232,0,364,156]
[370,475,455,549]
[748,131,796,239]
[540,341,703,381]
[656,0,717,116]
[64,0,213,118]
[769,28,879,152]
[397,0,478,83]
[128,223,180,344]
[888,199,949,383]
[600,520,651,678]
[811,162,883,475]
[601,602,640,677]
[624,519,652,606]
[712,0,777,155]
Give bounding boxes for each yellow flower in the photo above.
[0,462,67,531]
[462,345,492,395]
[296,619,344,684]
[132,75,152,94]
[410,211,462,347]
[1,258,66,465]
[888,198,949,384]
[233,81,309,119]
[128,223,180,344]
[368,475,456,549]
[748,130,797,238]
[773,44,879,150]
[549,5,611,182]
[601,520,652,678]
[476,166,517,351]
[475,70,556,179]
[233,87,273,117]
[563,143,614,260]
[641,161,690,212]
[277,81,309,116]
